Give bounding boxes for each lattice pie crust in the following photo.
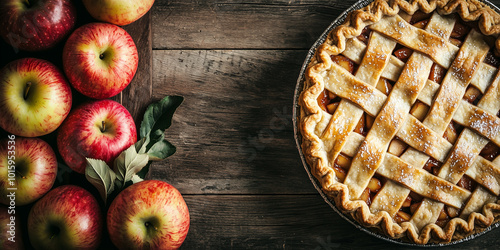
[299,0,500,244]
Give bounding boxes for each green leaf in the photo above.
[140,96,184,139]
[114,144,149,188]
[148,139,176,161]
[135,136,150,154]
[140,129,177,161]
[85,158,116,204]
[131,174,144,184]
[136,162,152,180]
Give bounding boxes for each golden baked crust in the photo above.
[299,0,500,244]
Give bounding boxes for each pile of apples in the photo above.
[0,0,189,249]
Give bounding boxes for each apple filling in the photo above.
[318,11,500,226]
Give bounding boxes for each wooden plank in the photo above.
[149,49,316,194]
[120,12,154,125]
[152,0,355,49]
[180,195,500,249]
[181,195,372,249]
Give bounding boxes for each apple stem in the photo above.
[16,170,26,179]
[49,231,58,240]
[99,54,105,60]
[24,0,31,7]
[24,82,32,100]
[101,121,106,133]
[49,225,60,240]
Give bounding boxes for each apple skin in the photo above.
[28,185,103,250]
[0,58,72,137]
[0,137,57,206]
[0,205,24,250]
[57,99,137,174]
[107,180,190,250]
[82,0,155,26]
[63,22,139,99]
[0,0,76,51]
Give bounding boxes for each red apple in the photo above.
[27,185,103,249]
[0,205,24,250]
[63,22,139,99]
[0,58,72,137]
[107,180,190,249]
[0,0,76,51]
[57,99,137,174]
[0,137,58,206]
[82,0,155,26]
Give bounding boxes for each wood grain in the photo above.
[148,0,500,248]
[181,195,500,249]
[4,0,500,248]
[181,195,382,249]
[149,49,315,194]
[118,12,153,126]
[152,0,353,49]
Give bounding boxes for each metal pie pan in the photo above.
[292,0,500,246]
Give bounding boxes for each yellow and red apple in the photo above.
[107,180,190,249]
[0,58,72,137]
[63,22,138,99]
[0,205,25,250]
[57,99,137,174]
[0,0,76,51]
[82,0,155,26]
[0,137,58,206]
[27,185,103,249]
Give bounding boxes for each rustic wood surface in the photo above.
[148,0,500,249]
[147,0,500,249]
[3,0,500,249]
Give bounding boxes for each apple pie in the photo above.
[299,0,500,244]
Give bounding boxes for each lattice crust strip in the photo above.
[334,22,493,228]
[300,0,500,244]
[393,22,489,231]
[411,29,499,230]
[319,32,396,172]
[345,12,454,203]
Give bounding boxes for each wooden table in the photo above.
[3,0,500,249]
[147,0,500,249]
